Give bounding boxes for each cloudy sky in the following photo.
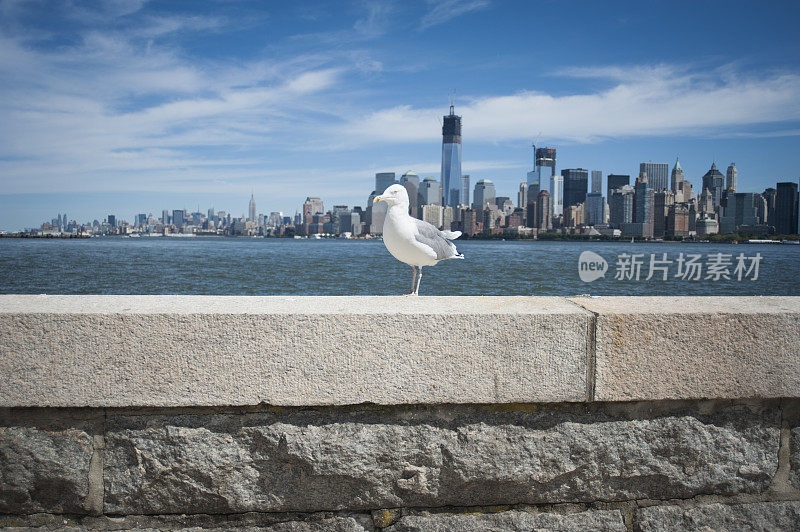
[1,0,799,230]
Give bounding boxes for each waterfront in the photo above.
[1,237,798,296]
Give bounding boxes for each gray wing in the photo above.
[413,218,458,261]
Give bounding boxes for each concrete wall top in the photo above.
[1,295,798,407]
[568,295,800,402]
[0,295,581,315]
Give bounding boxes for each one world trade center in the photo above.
[441,102,463,207]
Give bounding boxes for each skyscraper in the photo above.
[670,157,684,193]
[726,163,738,192]
[536,190,552,230]
[639,162,668,191]
[248,194,256,222]
[527,145,556,197]
[473,179,496,210]
[517,183,527,209]
[607,174,630,199]
[585,193,604,226]
[775,182,799,234]
[550,174,563,218]
[420,177,441,206]
[375,172,396,194]
[591,170,602,194]
[720,193,758,233]
[561,168,589,214]
[461,174,470,206]
[762,188,777,227]
[441,102,462,207]
[302,197,324,223]
[609,185,635,228]
[652,190,675,237]
[625,173,654,238]
[171,210,184,227]
[702,163,726,212]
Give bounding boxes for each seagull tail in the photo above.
[441,230,462,240]
[453,253,465,259]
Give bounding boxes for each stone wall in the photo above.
[1,296,799,530]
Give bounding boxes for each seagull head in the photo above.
[374,184,409,208]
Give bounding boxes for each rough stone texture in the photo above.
[0,295,589,407]
[791,422,800,491]
[385,509,625,531]
[0,512,372,531]
[569,296,800,401]
[0,411,95,514]
[103,404,779,515]
[635,501,800,531]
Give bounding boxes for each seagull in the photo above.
[374,184,464,295]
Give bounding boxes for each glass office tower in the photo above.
[441,103,463,207]
[527,145,556,196]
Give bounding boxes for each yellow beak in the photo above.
[373,196,383,203]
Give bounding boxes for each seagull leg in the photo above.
[408,266,418,295]
[414,266,423,295]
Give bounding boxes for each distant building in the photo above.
[609,185,635,229]
[107,214,116,228]
[561,168,588,219]
[607,174,630,199]
[702,163,726,211]
[462,209,480,236]
[442,206,454,232]
[536,190,552,230]
[550,174,564,219]
[172,210,184,227]
[670,157,684,193]
[527,145,556,198]
[652,190,675,238]
[375,172,396,194]
[517,182,527,209]
[420,177,442,206]
[630,173,654,238]
[667,203,690,238]
[696,217,719,236]
[303,197,323,218]
[585,193,604,226]
[726,163,738,192]
[720,193,758,234]
[762,187,777,227]
[248,194,256,222]
[441,103,463,207]
[495,196,514,215]
[525,197,537,229]
[461,174,470,207]
[421,204,444,229]
[775,181,799,234]
[676,179,694,204]
[591,170,602,194]
[753,194,768,225]
[639,162,668,191]
[473,179,496,211]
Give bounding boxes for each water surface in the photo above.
[1,237,798,296]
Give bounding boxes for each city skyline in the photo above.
[23,154,799,238]
[2,1,800,230]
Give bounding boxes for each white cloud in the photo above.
[340,65,800,144]
[420,0,490,29]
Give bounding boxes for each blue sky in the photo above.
[1,0,799,230]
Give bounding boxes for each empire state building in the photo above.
[441,102,463,207]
